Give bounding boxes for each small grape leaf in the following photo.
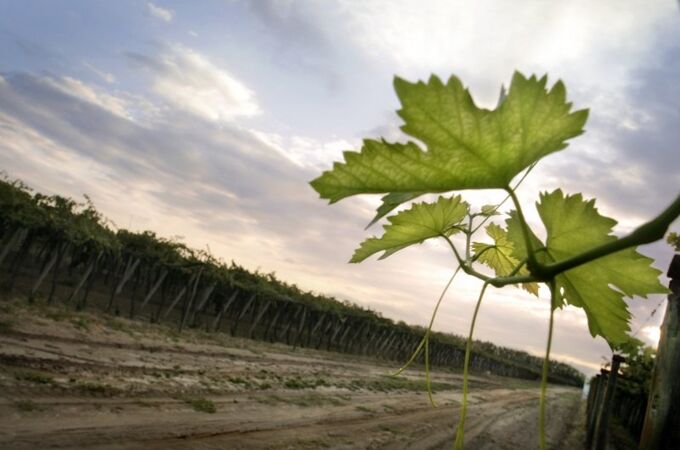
[365,192,424,229]
[507,190,668,346]
[310,72,588,203]
[479,204,500,217]
[351,195,469,263]
[472,223,539,295]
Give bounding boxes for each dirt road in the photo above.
[0,300,583,449]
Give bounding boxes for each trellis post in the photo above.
[639,254,680,449]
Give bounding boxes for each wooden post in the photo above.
[7,231,34,292]
[292,307,308,349]
[263,303,285,341]
[162,274,196,320]
[67,252,100,303]
[179,272,202,331]
[189,282,216,327]
[248,300,272,338]
[212,290,238,332]
[593,355,625,450]
[107,256,140,312]
[0,227,24,266]
[28,247,58,302]
[586,374,603,446]
[230,293,256,336]
[639,254,680,450]
[139,268,168,312]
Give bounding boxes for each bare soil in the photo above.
[0,299,584,449]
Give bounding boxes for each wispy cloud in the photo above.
[147,2,174,23]
[128,45,260,122]
[83,62,116,84]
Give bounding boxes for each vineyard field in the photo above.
[0,299,584,449]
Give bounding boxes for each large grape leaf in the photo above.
[472,223,539,296]
[310,72,588,203]
[351,195,469,263]
[507,190,668,345]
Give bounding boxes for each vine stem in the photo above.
[539,280,557,450]
[453,282,489,450]
[506,187,539,269]
[470,162,537,235]
[392,267,460,379]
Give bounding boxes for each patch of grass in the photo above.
[75,382,119,397]
[134,400,158,408]
[378,424,401,434]
[337,375,455,393]
[0,319,13,332]
[44,309,70,322]
[283,376,326,390]
[14,369,54,385]
[70,316,90,331]
[257,382,272,390]
[355,405,374,413]
[104,318,134,335]
[184,397,216,414]
[228,376,252,388]
[294,437,331,448]
[13,399,43,412]
[0,302,14,314]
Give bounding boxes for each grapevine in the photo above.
[310,72,679,449]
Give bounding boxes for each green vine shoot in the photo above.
[310,72,679,449]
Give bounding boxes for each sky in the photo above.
[0,0,679,376]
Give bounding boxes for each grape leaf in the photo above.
[507,190,668,346]
[472,223,539,296]
[351,195,469,263]
[310,72,588,203]
[365,192,424,229]
[479,204,500,217]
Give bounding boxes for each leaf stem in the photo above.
[505,187,539,271]
[392,266,461,378]
[539,280,557,450]
[454,282,489,450]
[442,235,542,288]
[441,234,467,268]
[465,215,473,261]
[471,162,537,234]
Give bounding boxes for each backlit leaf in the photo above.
[507,190,668,346]
[311,72,588,202]
[351,195,469,263]
[472,223,538,295]
[479,204,500,217]
[365,192,424,229]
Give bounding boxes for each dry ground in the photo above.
[0,299,585,449]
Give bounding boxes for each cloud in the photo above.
[42,76,130,119]
[83,62,116,84]
[0,71,368,293]
[127,45,261,122]
[247,0,343,89]
[147,2,174,23]
[251,131,354,170]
